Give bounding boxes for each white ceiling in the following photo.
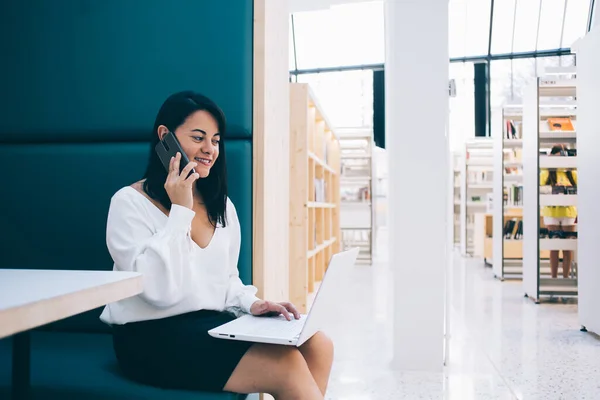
[289,0,377,13]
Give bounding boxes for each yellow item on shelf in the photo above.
[547,117,574,131]
[539,169,577,218]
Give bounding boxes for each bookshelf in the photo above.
[289,83,341,313]
[493,105,526,279]
[462,138,494,259]
[522,75,578,303]
[338,130,375,265]
[453,152,462,247]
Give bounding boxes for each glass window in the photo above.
[490,60,513,139]
[511,58,537,102]
[297,70,374,129]
[449,1,468,58]
[537,0,566,50]
[562,0,591,48]
[536,54,575,75]
[292,2,384,70]
[290,16,297,71]
[491,0,517,55]
[466,0,492,56]
[536,55,561,75]
[449,0,491,58]
[489,58,544,138]
[512,0,542,52]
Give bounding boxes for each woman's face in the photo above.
[159,110,220,178]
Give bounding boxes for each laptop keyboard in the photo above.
[239,315,306,338]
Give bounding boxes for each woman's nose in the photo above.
[201,143,213,155]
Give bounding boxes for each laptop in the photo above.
[208,248,359,347]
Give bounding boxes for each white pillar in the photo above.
[385,0,449,372]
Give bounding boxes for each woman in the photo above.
[99,91,333,399]
[540,144,577,279]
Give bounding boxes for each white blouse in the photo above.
[99,186,260,325]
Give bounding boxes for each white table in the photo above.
[0,269,143,399]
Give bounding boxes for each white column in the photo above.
[385,0,449,372]
[576,27,600,335]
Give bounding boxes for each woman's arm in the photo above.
[223,199,300,320]
[106,191,195,308]
[224,199,261,314]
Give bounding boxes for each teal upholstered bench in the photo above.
[0,140,253,399]
[0,333,245,400]
[0,0,255,397]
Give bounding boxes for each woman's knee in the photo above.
[273,347,317,394]
[224,344,317,397]
[303,331,334,359]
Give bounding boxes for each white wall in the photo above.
[289,0,378,13]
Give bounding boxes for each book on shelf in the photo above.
[547,117,574,131]
[503,185,523,207]
[505,120,522,139]
[504,148,522,163]
[503,219,523,240]
[467,170,493,184]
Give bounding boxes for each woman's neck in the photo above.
[193,189,205,205]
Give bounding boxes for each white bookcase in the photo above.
[453,151,462,247]
[461,138,494,259]
[522,75,578,303]
[338,130,375,265]
[493,105,525,280]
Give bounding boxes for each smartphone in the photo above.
[155,131,196,177]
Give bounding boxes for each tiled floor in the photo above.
[324,229,600,399]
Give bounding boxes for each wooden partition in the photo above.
[252,0,290,307]
[289,83,341,313]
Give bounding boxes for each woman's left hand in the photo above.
[250,300,301,321]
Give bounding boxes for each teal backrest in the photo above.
[0,0,253,141]
[0,0,254,333]
[0,140,252,333]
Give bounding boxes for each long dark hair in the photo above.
[545,144,576,187]
[142,91,228,227]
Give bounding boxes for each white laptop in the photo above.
[208,248,359,347]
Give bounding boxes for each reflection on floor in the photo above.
[324,229,600,399]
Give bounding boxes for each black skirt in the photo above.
[112,310,254,392]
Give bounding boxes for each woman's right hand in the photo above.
[164,152,200,209]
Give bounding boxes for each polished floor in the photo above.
[324,229,600,399]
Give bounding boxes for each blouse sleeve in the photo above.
[106,190,196,308]
[224,199,260,314]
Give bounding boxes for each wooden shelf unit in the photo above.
[289,83,341,313]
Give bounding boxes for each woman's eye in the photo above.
[193,136,203,141]
[212,140,220,146]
